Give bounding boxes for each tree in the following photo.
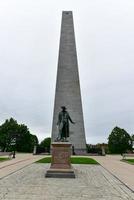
[108,126,132,154]
[131,135,134,150]
[131,135,134,142]
[30,134,38,148]
[0,118,19,151]
[40,137,51,153]
[0,118,39,152]
[86,144,102,154]
[16,124,38,152]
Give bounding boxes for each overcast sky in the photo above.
[0,0,134,144]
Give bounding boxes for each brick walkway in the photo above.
[0,163,134,200]
[0,153,44,179]
[92,155,134,191]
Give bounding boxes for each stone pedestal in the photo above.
[45,142,75,178]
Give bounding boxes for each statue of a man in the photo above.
[56,106,75,141]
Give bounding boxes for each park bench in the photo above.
[0,152,13,159]
[122,153,134,159]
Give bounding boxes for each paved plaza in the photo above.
[0,162,134,200]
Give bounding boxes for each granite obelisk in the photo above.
[51,11,86,154]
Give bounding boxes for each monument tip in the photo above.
[62,11,72,15]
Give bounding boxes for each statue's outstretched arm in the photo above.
[68,115,75,124]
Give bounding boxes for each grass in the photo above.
[71,157,99,164]
[0,157,10,162]
[36,156,99,164]
[36,157,51,163]
[122,159,134,165]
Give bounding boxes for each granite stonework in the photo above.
[51,142,72,169]
[51,11,87,154]
[45,142,75,178]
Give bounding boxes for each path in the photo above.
[0,153,44,179]
[92,155,134,191]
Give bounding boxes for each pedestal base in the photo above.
[45,168,75,178]
[45,142,75,178]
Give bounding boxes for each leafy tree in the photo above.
[0,118,39,152]
[0,118,18,151]
[40,137,51,153]
[15,124,38,152]
[86,144,102,154]
[30,134,38,148]
[16,124,38,152]
[108,126,132,154]
[132,135,134,150]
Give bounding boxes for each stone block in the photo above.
[45,142,75,178]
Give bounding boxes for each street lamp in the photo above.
[10,137,17,158]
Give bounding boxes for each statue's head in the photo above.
[61,106,66,111]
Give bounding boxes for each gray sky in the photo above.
[0,0,134,144]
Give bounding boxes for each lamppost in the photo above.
[10,133,20,158]
[10,136,16,158]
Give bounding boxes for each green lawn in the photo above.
[122,159,134,165]
[0,157,9,162]
[36,156,99,164]
[36,157,51,163]
[71,157,99,164]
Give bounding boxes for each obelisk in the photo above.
[51,11,86,154]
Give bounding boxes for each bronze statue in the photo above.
[56,106,75,141]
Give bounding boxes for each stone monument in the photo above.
[51,11,87,154]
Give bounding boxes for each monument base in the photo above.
[45,142,75,178]
[45,168,75,178]
[73,148,87,155]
